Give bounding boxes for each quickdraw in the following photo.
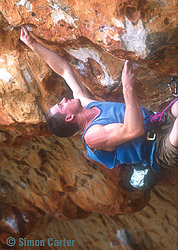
[150,77,178,125]
[168,76,178,97]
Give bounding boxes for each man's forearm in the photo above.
[29,42,69,77]
[121,61,145,137]
[29,42,93,98]
[123,85,145,136]
[29,42,94,100]
[20,27,91,98]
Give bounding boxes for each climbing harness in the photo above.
[129,78,178,189]
[150,77,178,126]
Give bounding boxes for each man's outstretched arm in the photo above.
[85,61,145,150]
[20,27,95,106]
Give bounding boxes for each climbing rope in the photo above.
[150,96,178,125]
[150,77,178,125]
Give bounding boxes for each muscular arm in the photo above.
[122,60,144,137]
[85,61,145,150]
[20,27,95,106]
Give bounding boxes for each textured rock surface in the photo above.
[0,0,177,249]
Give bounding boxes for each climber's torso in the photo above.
[82,101,154,169]
[83,105,115,152]
[83,102,144,152]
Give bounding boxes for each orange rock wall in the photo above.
[0,0,177,249]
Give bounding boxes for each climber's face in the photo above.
[50,97,82,120]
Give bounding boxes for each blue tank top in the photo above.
[82,101,161,172]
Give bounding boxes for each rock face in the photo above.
[0,0,177,249]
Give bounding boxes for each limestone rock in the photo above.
[0,1,177,249]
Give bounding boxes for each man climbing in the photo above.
[20,27,178,186]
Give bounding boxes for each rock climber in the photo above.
[20,27,178,188]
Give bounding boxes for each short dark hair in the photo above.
[46,109,79,137]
